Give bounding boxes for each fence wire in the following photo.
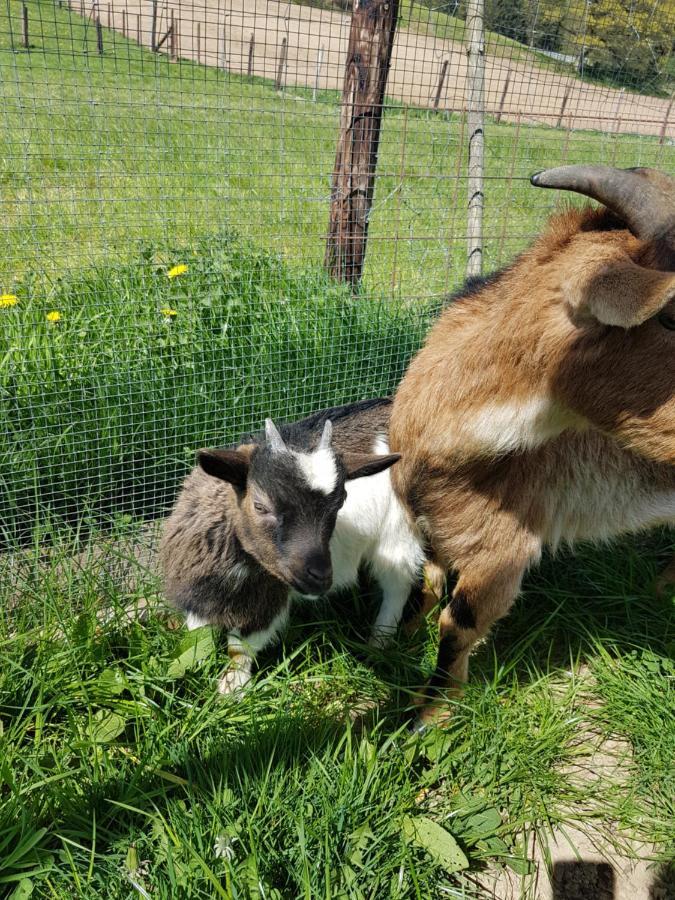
[1,0,674,544]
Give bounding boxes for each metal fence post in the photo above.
[465,0,485,278]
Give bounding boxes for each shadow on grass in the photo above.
[477,528,675,684]
[649,861,675,900]
[5,529,673,893]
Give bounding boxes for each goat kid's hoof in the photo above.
[217,667,251,697]
[368,628,396,650]
[655,559,675,597]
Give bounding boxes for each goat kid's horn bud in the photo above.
[265,418,287,453]
[319,419,333,450]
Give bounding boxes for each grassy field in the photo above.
[0,233,432,542]
[0,2,674,896]
[0,0,670,533]
[1,523,673,896]
[1,0,670,295]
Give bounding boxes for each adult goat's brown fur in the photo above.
[389,165,675,724]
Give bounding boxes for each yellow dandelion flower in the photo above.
[0,294,18,309]
[161,307,178,317]
[167,264,188,280]
[46,310,61,323]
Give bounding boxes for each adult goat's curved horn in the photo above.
[530,165,675,246]
[318,419,333,450]
[265,418,287,453]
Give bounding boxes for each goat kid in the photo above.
[161,399,428,694]
[389,165,675,724]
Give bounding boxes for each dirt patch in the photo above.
[86,0,674,138]
[477,674,671,900]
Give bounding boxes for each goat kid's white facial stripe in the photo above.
[294,447,338,495]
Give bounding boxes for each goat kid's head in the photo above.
[532,165,675,463]
[198,419,400,595]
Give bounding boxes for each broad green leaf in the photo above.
[417,728,453,764]
[478,836,510,855]
[95,667,128,696]
[89,710,126,743]
[10,879,33,899]
[401,816,469,873]
[348,823,375,868]
[506,855,535,875]
[463,807,503,838]
[166,627,215,679]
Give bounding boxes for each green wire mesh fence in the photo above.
[1,0,674,544]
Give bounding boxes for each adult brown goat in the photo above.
[389,165,675,725]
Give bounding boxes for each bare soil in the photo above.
[90,0,675,138]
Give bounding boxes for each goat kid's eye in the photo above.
[658,311,675,331]
[253,501,271,515]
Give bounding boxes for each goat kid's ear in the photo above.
[564,245,675,328]
[197,448,252,489]
[343,452,401,481]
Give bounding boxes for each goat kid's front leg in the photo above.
[416,555,535,728]
[219,606,290,697]
[369,560,422,649]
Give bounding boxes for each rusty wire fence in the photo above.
[1,0,674,543]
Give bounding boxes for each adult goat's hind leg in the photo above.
[416,550,537,727]
[403,561,446,636]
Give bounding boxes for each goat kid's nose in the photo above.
[305,560,332,585]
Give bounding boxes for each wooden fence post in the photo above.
[150,0,158,50]
[495,67,511,124]
[465,0,485,278]
[170,10,176,60]
[247,32,255,78]
[313,44,324,101]
[612,87,625,133]
[22,3,29,49]
[556,85,571,129]
[96,11,103,54]
[275,36,287,91]
[660,94,674,146]
[155,22,173,52]
[324,0,400,286]
[433,59,449,111]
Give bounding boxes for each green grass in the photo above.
[1,3,674,896]
[1,525,672,896]
[1,0,671,296]
[0,232,433,543]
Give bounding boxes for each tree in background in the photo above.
[580,0,674,90]
[525,0,576,53]
[457,0,529,44]
[426,0,673,92]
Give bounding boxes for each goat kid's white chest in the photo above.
[329,450,424,590]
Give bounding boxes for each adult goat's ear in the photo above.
[561,244,675,328]
[197,445,254,489]
[343,453,400,481]
[532,164,675,326]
